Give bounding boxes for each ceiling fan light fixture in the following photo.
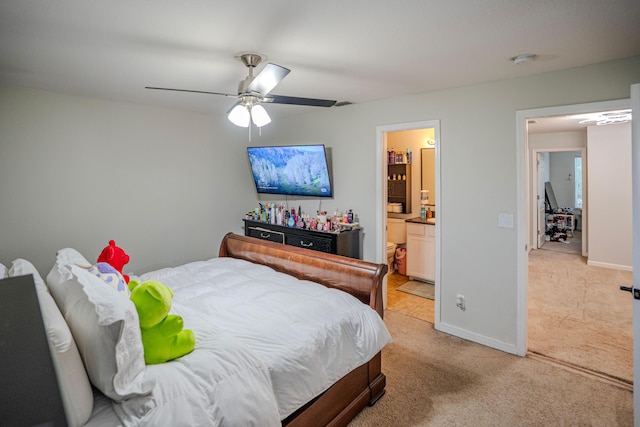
[228,104,250,127]
[511,53,536,65]
[251,104,271,127]
[577,109,632,126]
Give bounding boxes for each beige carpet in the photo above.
[528,248,633,384]
[540,230,582,254]
[349,310,633,426]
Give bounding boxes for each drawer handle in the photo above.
[300,241,314,248]
[260,232,271,239]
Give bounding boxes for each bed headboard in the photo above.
[218,233,387,318]
[0,275,68,426]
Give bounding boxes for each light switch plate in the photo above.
[498,213,514,228]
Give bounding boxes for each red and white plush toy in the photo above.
[97,239,131,283]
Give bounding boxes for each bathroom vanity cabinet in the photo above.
[405,220,435,282]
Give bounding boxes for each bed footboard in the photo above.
[219,233,388,426]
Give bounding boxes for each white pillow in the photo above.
[46,248,92,310]
[36,286,94,426]
[64,264,154,401]
[8,258,94,427]
[9,258,48,292]
[0,262,6,278]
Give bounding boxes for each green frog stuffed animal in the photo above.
[128,279,196,364]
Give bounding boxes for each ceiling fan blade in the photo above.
[263,94,337,107]
[145,86,237,98]
[246,63,290,96]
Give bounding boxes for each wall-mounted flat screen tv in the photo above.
[247,144,333,198]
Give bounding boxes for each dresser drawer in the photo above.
[243,219,361,259]
[286,234,332,253]
[246,226,285,244]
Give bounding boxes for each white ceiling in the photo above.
[1,0,639,129]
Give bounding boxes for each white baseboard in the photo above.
[435,322,520,356]
[586,260,633,272]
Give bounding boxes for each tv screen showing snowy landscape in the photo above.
[247,145,333,198]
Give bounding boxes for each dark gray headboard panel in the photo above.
[0,274,68,426]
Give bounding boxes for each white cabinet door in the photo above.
[423,227,435,282]
[406,223,435,282]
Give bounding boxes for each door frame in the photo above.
[515,98,631,356]
[536,152,547,249]
[630,83,639,426]
[376,120,441,325]
[530,148,587,256]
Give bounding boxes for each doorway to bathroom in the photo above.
[376,120,440,326]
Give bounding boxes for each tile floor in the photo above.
[385,272,434,323]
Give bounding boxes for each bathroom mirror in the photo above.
[421,147,436,206]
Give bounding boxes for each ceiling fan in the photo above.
[146,53,337,128]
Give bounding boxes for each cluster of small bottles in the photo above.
[387,148,412,164]
[419,205,434,220]
[420,190,434,220]
[388,173,407,181]
[246,203,355,232]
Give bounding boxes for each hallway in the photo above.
[528,248,633,386]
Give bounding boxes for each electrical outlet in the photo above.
[456,294,465,311]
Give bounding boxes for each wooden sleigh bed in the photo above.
[219,233,388,426]
[1,232,389,427]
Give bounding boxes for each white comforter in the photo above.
[113,257,392,426]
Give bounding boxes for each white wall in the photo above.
[587,122,633,270]
[260,56,640,352]
[0,86,257,274]
[1,55,639,354]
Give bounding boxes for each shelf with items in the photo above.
[387,163,412,214]
[387,149,413,165]
[545,213,575,240]
[547,213,575,231]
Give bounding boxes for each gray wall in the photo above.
[0,87,256,274]
[1,55,639,353]
[256,56,640,350]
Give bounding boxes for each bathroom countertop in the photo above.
[387,212,412,220]
[406,217,436,225]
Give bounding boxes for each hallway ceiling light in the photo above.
[577,109,632,126]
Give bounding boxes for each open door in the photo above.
[630,83,639,427]
[536,153,546,249]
